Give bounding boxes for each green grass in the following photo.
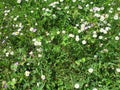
[0,0,120,90]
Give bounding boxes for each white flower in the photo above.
[114,14,119,20]
[93,88,98,90]
[60,0,64,2]
[25,0,28,1]
[115,36,119,40]
[75,35,80,42]
[62,30,66,34]
[94,55,97,58]
[30,27,34,31]
[117,7,120,11]
[12,31,19,36]
[34,41,42,46]
[10,51,14,55]
[31,10,34,13]
[72,0,76,2]
[98,36,103,39]
[41,75,45,80]
[68,34,74,38]
[78,5,83,9]
[94,13,100,17]
[100,7,104,10]
[25,71,30,76]
[12,78,16,82]
[116,68,120,72]
[93,7,100,12]
[81,24,85,31]
[57,31,60,34]
[38,54,42,58]
[74,83,79,89]
[29,51,33,55]
[6,52,9,57]
[93,34,97,38]
[100,28,104,33]
[88,68,93,73]
[82,40,87,45]
[17,0,21,3]
[100,16,105,21]
[36,48,42,52]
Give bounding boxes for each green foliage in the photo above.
[0,0,120,90]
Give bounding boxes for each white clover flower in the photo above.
[78,5,83,9]
[10,51,14,55]
[114,14,119,20]
[25,0,29,2]
[105,27,110,31]
[100,15,105,21]
[119,33,120,36]
[99,43,103,47]
[12,78,16,82]
[109,10,113,13]
[29,51,33,55]
[94,13,100,17]
[72,0,76,2]
[103,49,108,53]
[81,24,85,31]
[41,75,45,80]
[100,28,104,33]
[115,36,119,40]
[30,27,37,32]
[17,0,21,3]
[34,41,42,46]
[25,71,30,76]
[68,34,74,38]
[117,7,120,11]
[31,10,34,13]
[52,14,56,18]
[35,23,38,26]
[74,83,79,89]
[93,7,100,12]
[36,48,42,52]
[57,31,60,34]
[78,30,82,33]
[32,38,36,42]
[62,30,66,34]
[38,54,42,58]
[98,36,103,39]
[90,2,93,4]
[93,34,97,38]
[93,31,96,34]
[14,17,17,21]
[116,68,120,72]
[6,52,9,57]
[100,7,104,10]
[12,31,19,36]
[103,30,107,34]
[88,68,93,73]
[75,35,80,42]
[105,14,109,18]
[82,40,87,45]
[60,0,64,2]
[94,55,97,58]
[93,88,98,90]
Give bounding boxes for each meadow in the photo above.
[0,0,120,90]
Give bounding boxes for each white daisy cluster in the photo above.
[32,39,43,58]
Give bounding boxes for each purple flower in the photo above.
[15,62,19,66]
[33,28,37,32]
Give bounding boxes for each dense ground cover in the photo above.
[0,0,120,90]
